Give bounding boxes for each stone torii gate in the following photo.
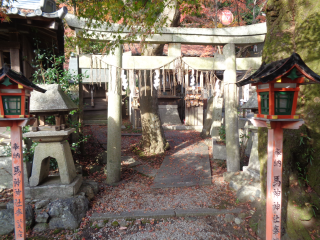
[65,14,267,179]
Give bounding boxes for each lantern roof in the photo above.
[30,84,77,113]
[236,53,320,87]
[0,64,46,93]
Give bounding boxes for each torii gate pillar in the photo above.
[106,45,123,184]
[224,43,240,172]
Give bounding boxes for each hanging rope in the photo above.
[90,56,93,86]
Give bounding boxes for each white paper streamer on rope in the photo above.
[154,69,160,90]
[190,69,196,90]
[121,70,128,90]
[215,79,221,98]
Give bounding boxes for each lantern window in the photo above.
[260,92,269,114]
[2,96,21,115]
[25,96,29,115]
[274,91,294,115]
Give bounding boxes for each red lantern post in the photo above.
[236,53,320,240]
[0,65,46,239]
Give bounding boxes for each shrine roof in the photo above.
[0,65,46,93]
[236,53,320,87]
[3,0,68,19]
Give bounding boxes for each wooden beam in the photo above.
[0,41,20,50]
[0,51,4,68]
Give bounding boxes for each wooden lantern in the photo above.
[0,65,46,118]
[238,53,320,120]
[0,64,45,240]
[236,53,320,240]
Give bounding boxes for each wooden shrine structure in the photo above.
[0,2,67,78]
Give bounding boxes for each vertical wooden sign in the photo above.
[266,126,283,240]
[11,122,26,240]
[250,119,304,240]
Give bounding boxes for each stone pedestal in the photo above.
[243,127,260,180]
[25,175,82,199]
[23,128,77,187]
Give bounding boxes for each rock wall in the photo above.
[255,0,320,239]
[0,180,98,235]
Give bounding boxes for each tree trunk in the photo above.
[254,0,320,239]
[139,71,168,154]
[200,97,214,138]
[139,1,180,154]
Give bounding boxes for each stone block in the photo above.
[0,209,14,235]
[25,175,83,199]
[0,204,34,235]
[33,223,49,232]
[212,139,226,160]
[121,156,140,168]
[35,199,50,209]
[36,212,49,223]
[236,185,261,202]
[79,183,95,200]
[48,195,89,229]
[243,131,260,180]
[82,180,99,194]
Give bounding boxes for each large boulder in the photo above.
[0,204,34,235]
[0,209,14,235]
[47,195,89,229]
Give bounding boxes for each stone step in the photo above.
[90,208,243,221]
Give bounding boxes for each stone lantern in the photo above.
[23,84,81,199]
[236,53,320,240]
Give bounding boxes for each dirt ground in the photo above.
[1,120,261,240]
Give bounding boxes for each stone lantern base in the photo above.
[23,128,81,198]
[25,175,83,199]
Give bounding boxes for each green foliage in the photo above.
[31,38,90,154]
[23,142,38,163]
[218,125,226,143]
[71,134,91,154]
[299,133,314,165]
[53,229,62,234]
[111,221,119,227]
[32,45,85,101]
[59,0,203,54]
[296,132,314,186]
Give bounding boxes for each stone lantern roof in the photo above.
[30,84,77,113]
[241,92,258,110]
